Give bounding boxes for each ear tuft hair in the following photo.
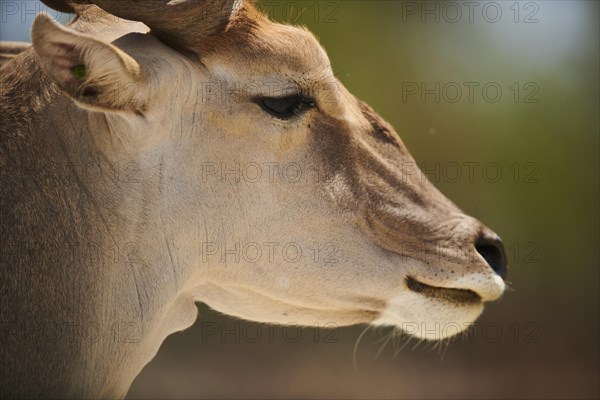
[32,14,146,112]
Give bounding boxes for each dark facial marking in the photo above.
[357,100,402,148]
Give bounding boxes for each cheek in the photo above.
[272,123,311,158]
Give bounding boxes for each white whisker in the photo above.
[352,325,372,371]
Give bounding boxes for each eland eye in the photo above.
[256,94,315,119]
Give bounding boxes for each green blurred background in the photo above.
[4,0,598,398]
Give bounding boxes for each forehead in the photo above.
[201,13,333,91]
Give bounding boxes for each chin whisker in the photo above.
[393,332,413,357]
[352,324,373,371]
[374,330,393,359]
[411,338,425,351]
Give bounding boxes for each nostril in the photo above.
[475,234,508,279]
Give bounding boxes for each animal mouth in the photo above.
[406,276,482,305]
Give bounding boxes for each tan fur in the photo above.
[0,1,506,398]
[0,42,31,67]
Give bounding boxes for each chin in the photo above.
[371,290,485,341]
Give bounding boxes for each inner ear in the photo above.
[47,43,92,96]
[32,14,146,113]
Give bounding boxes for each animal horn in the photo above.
[41,0,77,13]
[41,0,245,49]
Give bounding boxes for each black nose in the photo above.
[475,233,508,279]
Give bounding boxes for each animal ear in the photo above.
[32,14,145,112]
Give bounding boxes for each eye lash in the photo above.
[289,97,315,115]
[255,94,316,120]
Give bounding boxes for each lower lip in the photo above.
[405,276,482,305]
